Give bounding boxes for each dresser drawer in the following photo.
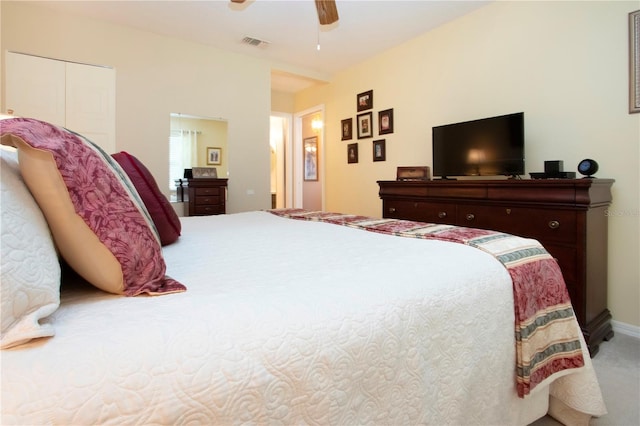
[545,244,580,318]
[385,200,456,224]
[545,244,577,285]
[456,205,577,244]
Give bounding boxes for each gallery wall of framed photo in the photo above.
[341,89,394,164]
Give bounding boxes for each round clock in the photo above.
[577,159,598,177]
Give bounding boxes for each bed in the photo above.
[1,118,607,425]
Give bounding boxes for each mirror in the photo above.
[169,113,228,196]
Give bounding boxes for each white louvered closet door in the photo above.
[5,52,66,126]
[65,62,116,153]
[5,52,116,154]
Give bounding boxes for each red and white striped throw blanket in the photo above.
[268,208,585,398]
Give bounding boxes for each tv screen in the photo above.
[432,112,524,178]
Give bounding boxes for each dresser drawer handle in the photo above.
[389,207,396,213]
[438,211,447,219]
[548,220,560,229]
[465,213,475,221]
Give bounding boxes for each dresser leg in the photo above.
[582,309,613,357]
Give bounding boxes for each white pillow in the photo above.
[1,145,60,349]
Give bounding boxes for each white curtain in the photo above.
[169,129,198,190]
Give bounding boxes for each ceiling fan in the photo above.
[230,0,339,25]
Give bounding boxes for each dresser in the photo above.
[378,178,615,355]
[175,178,228,216]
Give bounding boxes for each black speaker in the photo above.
[577,159,598,177]
[544,160,564,174]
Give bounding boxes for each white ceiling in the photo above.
[34,0,490,93]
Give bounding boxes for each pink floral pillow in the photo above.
[0,118,185,296]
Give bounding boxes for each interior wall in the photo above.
[295,1,640,328]
[0,1,271,214]
[271,90,295,113]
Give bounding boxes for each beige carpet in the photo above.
[531,332,640,426]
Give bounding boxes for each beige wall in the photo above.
[271,91,295,114]
[1,1,272,213]
[295,1,640,328]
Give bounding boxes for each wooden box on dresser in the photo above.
[175,178,228,216]
[378,178,615,356]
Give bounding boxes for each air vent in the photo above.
[241,36,270,48]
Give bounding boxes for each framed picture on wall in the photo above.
[378,108,394,134]
[357,112,373,139]
[341,118,353,140]
[357,90,373,112]
[303,136,318,181]
[373,139,386,162]
[347,143,359,164]
[207,147,222,165]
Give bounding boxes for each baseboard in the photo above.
[612,320,640,339]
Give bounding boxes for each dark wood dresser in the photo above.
[378,178,615,355]
[175,178,228,216]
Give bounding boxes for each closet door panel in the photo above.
[65,62,116,153]
[5,52,65,125]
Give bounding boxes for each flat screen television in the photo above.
[432,112,525,179]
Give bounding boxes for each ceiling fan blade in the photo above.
[230,0,245,3]
[315,0,339,25]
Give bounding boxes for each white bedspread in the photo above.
[0,211,605,425]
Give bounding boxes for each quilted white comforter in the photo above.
[1,211,605,425]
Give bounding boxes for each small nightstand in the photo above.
[175,178,228,216]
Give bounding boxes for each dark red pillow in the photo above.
[112,151,181,245]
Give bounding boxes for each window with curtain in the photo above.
[168,129,198,190]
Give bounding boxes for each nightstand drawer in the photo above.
[195,187,220,196]
[193,205,224,215]
[195,195,221,205]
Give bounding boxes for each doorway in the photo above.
[270,112,292,208]
[294,105,325,210]
[270,105,324,210]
